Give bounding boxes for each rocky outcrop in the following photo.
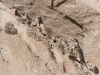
[4,23,18,35]
[0,0,100,75]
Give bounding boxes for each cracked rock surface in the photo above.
[0,0,100,75]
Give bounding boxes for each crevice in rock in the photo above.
[69,56,81,63]
[26,43,33,54]
[14,9,21,17]
[50,0,54,9]
[69,39,87,67]
[63,61,66,73]
[29,0,35,5]
[76,33,84,37]
[55,0,67,7]
[0,47,8,62]
[64,15,85,30]
[0,50,5,62]
[78,46,87,67]
[48,49,56,60]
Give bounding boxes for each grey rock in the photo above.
[4,23,18,35]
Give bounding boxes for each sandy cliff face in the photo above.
[0,0,100,75]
